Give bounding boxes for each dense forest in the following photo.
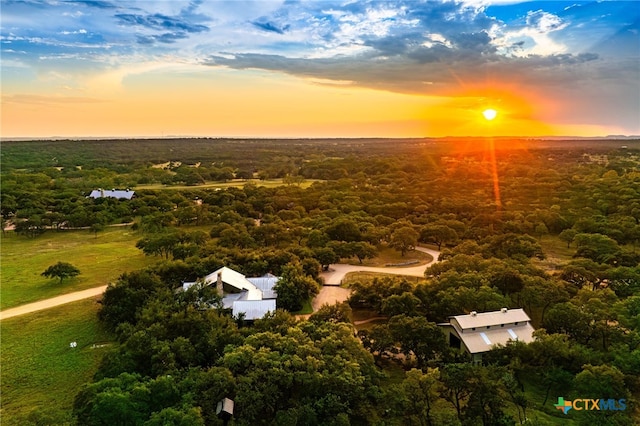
[2,138,639,425]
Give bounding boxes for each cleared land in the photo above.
[0,297,113,425]
[135,178,322,191]
[0,227,152,310]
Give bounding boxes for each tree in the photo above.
[221,321,381,425]
[359,325,395,364]
[41,262,80,284]
[313,247,339,271]
[325,219,362,242]
[559,229,577,248]
[273,263,320,311]
[573,233,621,264]
[90,221,106,238]
[309,302,352,324]
[420,224,458,250]
[463,365,512,426]
[543,302,594,345]
[98,271,169,331]
[440,363,472,421]
[15,217,46,238]
[381,293,422,317]
[346,241,378,264]
[388,315,447,368]
[136,232,181,259]
[399,368,442,426]
[389,226,419,256]
[145,407,205,426]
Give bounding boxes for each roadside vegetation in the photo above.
[1,137,639,424]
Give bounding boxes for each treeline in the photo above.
[3,138,640,424]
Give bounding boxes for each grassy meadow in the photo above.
[135,178,322,191]
[0,297,114,425]
[0,227,152,310]
[343,245,434,267]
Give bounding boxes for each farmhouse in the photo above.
[183,266,278,320]
[439,308,535,363]
[88,188,135,200]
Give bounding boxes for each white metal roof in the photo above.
[88,189,135,199]
[204,267,262,300]
[451,308,530,330]
[221,291,250,309]
[457,323,536,354]
[247,277,278,299]
[232,300,276,320]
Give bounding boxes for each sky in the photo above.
[1,0,639,138]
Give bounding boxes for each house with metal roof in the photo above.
[88,188,135,200]
[439,308,535,363]
[183,266,278,320]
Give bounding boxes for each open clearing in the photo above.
[0,227,152,310]
[134,178,322,191]
[0,297,113,425]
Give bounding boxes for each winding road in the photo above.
[0,246,440,321]
[312,246,440,311]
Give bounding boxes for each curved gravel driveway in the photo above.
[320,246,440,285]
[313,246,440,310]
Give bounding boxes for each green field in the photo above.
[0,227,152,310]
[0,297,114,425]
[135,178,322,191]
[342,245,434,268]
[534,235,577,273]
[342,271,425,287]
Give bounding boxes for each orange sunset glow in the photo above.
[1,1,638,139]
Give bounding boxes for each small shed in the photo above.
[216,397,234,423]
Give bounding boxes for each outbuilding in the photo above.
[439,308,535,363]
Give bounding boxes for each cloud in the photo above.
[204,49,607,97]
[526,10,567,33]
[252,20,290,34]
[66,1,116,10]
[115,13,209,34]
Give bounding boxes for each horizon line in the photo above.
[2,135,639,142]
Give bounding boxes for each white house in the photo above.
[183,266,278,320]
[439,308,535,363]
[88,188,135,200]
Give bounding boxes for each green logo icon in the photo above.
[555,397,572,415]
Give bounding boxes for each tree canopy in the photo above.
[41,262,80,284]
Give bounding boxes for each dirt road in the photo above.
[0,285,107,321]
[315,246,440,308]
[320,246,440,285]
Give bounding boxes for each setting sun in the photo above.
[483,109,498,121]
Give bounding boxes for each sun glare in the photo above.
[483,109,498,121]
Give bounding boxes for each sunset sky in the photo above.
[1,0,639,138]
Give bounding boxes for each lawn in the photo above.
[0,297,114,425]
[292,298,314,315]
[342,271,425,287]
[534,235,576,274]
[0,227,152,310]
[342,245,433,268]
